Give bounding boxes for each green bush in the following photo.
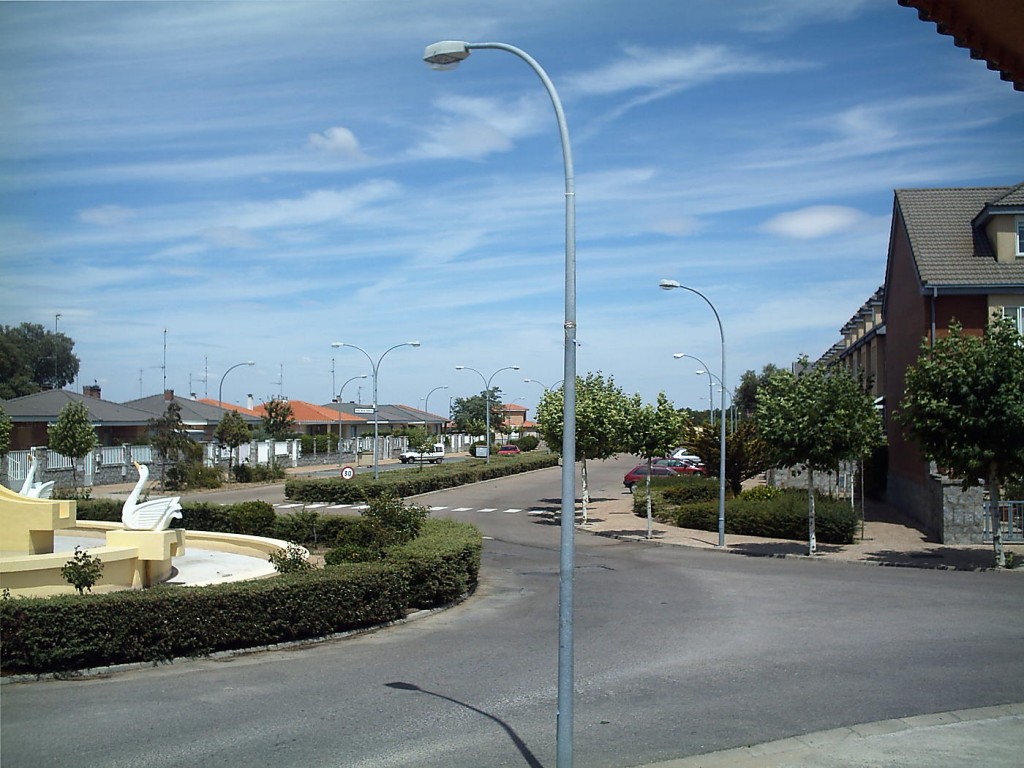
[514,435,539,452]
[233,462,285,483]
[228,501,277,537]
[639,487,859,545]
[60,546,104,594]
[739,485,782,501]
[325,517,389,564]
[0,517,482,675]
[268,543,313,574]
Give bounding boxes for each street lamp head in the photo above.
[246,361,255,366]
[659,279,682,290]
[330,342,345,349]
[455,365,465,371]
[511,365,521,371]
[424,40,471,70]
[672,353,685,359]
[696,369,707,375]
[407,341,421,347]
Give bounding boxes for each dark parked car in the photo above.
[623,464,677,491]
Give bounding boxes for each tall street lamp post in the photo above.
[423,385,449,438]
[673,352,715,427]
[336,374,368,458]
[660,279,727,548]
[218,361,255,409]
[425,40,577,765]
[332,341,419,480]
[455,365,519,462]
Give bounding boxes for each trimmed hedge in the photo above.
[634,486,859,545]
[1,517,482,675]
[286,451,559,503]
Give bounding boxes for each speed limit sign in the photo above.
[341,466,355,480]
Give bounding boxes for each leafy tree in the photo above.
[0,323,80,397]
[693,418,771,496]
[897,319,1024,568]
[149,402,192,489]
[622,391,690,537]
[450,389,503,439]
[61,546,104,594]
[47,400,98,489]
[215,410,251,478]
[536,372,630,523]
[0,404,11,456]
[261,398,296,439]
[734,363,781,418]
[755,358,884,554]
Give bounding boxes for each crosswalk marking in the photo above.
[273,503,537,516]
[502,508,521,514]
[478,508,498,513]
[428,506,448,511]
[452,507,473,512]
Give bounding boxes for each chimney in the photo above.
[164,389,174,402]
[247,393,254,410]
[83,384,102,399]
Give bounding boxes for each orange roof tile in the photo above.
[196,398,262,418]
[252,400,362,423]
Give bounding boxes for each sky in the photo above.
[2,0,1022,419]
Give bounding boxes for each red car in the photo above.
[623,464,677,491]
[498,444,521,455]
[653,458,706,476]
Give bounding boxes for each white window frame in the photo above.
[1017,215,1024,257]
[1003,305,1024,334]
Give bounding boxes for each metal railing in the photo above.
[985,500,1024,542]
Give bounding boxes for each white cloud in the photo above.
[307,126,366,159]
[567,44,803,96]
[760,206,868,239]
[411,94,548,160]
[201,226,262,249]
[77,205,135,226]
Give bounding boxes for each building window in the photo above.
[1018,216,1024,257]
[1003,305,1024,334]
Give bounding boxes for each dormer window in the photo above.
[1017,215,1024,257]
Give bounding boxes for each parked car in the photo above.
[498,444,521,455]
[623,463,677,491]
[654,458,706,476]
[670,448,703,464]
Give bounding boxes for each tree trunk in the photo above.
[807,466,817,555]
[645,456,653,539]
[989,464,1005,568]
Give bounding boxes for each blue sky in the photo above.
[2,1,1021,419]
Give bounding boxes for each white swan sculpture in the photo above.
[19,452,55,499]
[122,461,182,531]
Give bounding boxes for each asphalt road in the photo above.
[4,456,1024,767]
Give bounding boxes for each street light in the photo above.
[423,385,449,437]
[673,353,715,427]
[336,374,369,457]
[455,365,519,462]
[425,40,577,766]
[332,341,420,480]
[660,279,727,548]
[218,361,255,409]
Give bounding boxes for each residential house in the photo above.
[820,182,1024,542]
[2,387,153,450]
[125,390,261,441]
[321,402,448,438]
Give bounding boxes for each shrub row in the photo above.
[0,518,481,675]
[634,485,859,545]
[286,452,559,503]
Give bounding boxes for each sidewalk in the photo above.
[579,491,1024,572]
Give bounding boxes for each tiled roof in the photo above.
[3,389,154,424]
[124,394,261,425]
[895,184,1024,288]
[195,398,263,418]
[253,400,362,423]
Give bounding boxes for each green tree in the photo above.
[897,319,1024,568]
[693,418,771,496]
[0,323,80,397]
[215,410,251,478]
[47,400,98,489]
[536,372,630,523]
[149,402,192,489]
[0,404,11,456]
[261,398,296,439]
[755,358,884,555]
[450,389,503,439]
[622,391,690,537]
[734,363,781,418]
